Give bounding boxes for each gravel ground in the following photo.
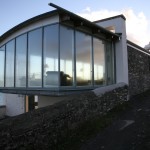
[80,91,150,150]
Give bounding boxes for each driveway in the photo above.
[80,91,150,150]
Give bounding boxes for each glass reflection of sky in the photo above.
[60,25,74,86]
[76,31,92,85]
[0,23,114,88]
[6,40,15,87]
[0,49,4,87]
[16,34,27,87]
[93,37,105,85]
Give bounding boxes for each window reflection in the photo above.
[0,23,115,89]
[6,40,15,87]
[93,38,105,85]
[43,24,59,87]
[60,25,74,86]
[28,28,42,87]
[105,42,115,85]
[0,46,5,87]
[76,31,92,86]
[16,34,27,87]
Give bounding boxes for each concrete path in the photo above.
[80,91,150,150]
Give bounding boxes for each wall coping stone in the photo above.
[93,82,127,96]
[0,105,6,108]
[0,83,128,149]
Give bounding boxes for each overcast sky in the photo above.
[0,0,150,47]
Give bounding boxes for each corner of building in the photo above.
[95,15,129,85]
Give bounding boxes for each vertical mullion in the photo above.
[112,41,116,84]
[91,37,94,87]
[42,27,44,88]
[58,24,60,88]
[26,33,29,88]
[4,45,6,87]
[14,38,16,87]
[74,29,76,88]
[102,41,108,85]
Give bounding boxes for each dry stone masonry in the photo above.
[128,46,150,96]
[0,83,128,150]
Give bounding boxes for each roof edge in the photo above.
[127,40,150,54]
[0,3,121,43]
[49,3,120,39]
[0,10,58,42]
[94,14,126,23]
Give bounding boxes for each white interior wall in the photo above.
[4,93,25,116]
[38,96,65,108]
[0,92,5,105]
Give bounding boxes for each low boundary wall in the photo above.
[128,45,150,96]
[0,106,6,119]
[0,83,128,149]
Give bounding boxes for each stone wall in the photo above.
[128,45,150,96]
[0,106,6,119]
[0,83,128,150]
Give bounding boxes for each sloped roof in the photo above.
[0,10,58,42]
[0,3,120,43]
[127,40,150,55]
[49,3,120,40]
[94,14,126,23]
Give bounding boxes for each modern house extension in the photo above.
[0,3,149,117]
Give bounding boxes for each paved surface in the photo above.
[80,91,150,150]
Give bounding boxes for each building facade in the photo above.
[0,5,120,95]
[0,3,148,116]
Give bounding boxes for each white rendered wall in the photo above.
[96,17,128,84]
[38,96,65,108]
[0,15,59,46]
[4,93,25,116]
[0,92,5,105]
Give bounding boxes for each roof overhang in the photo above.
[0,3,120,44]
[127,40,150,55]
[0,10,58,42]
[49,3,120,41]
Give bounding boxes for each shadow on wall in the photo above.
[128,46,150,96]
[0,83,128,149]
[0,106,6,119]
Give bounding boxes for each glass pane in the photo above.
[6,40,15,87]
[16,34,27,87]
[0,46,5,87]
[28,28,42,87]
[106,42,115,85]
[60,25,74,86]
[76,31,92,86]
[43,24,59,87]
[93,38,105,85]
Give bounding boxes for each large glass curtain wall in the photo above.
[0,24,115,89]
[93,38,105,85]
[6,40,15,87]
[16,34,27,87]
[28,28,42,87]
[76,31,92,86]
[60,25,74,86]
[43,25,59,87]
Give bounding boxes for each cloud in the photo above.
[79,9,119,21]
[78,8,150,47]
[82,7,91,12]
[123,9,149,47]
